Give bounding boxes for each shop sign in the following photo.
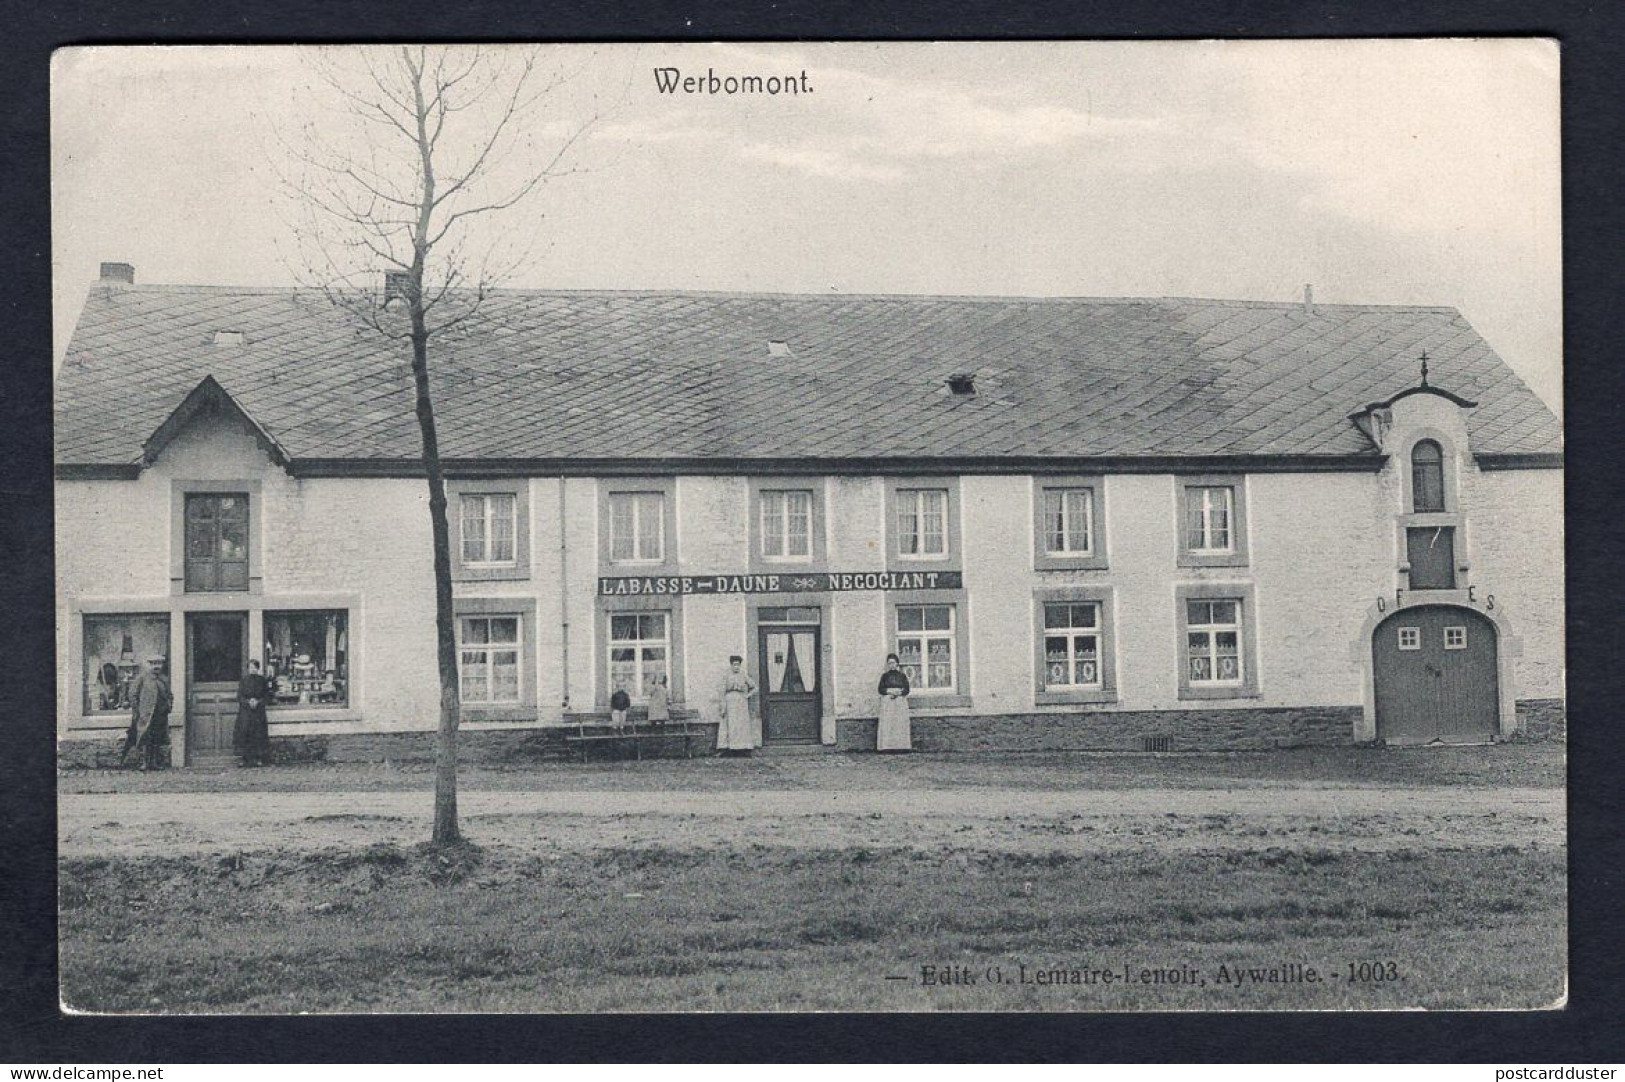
[598,570,964,596]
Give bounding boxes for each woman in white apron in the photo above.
[876,652,912,752]
[718,655,757,755]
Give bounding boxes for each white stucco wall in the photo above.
[1468,468,1565,700]
[59,404,1565,743]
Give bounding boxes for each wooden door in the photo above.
[758,625,822,744]
[1374,606,1498,745]
[187,612,247,766]
[1406,526,1457,590]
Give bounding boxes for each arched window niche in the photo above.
[1410,439,1446,513]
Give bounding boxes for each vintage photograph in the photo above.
[52,41,1564,1013]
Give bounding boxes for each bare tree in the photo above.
[280,46,599,845]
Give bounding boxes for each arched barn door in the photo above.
[1373,606,1499,745]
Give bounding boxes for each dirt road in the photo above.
[60,784,1564,858]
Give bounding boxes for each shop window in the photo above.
[264,610,349,708]
[1411,440,1446,513]
[459,616,521,704]
[609,492,665,563]
[184,492,250,591]
[896,603,957,693]
[460,493,517,565]
[760,489,814,560]
[896,489,948,558]
[608,612,670,701]
[1042,602,1102,690]
[1185,599,1244,686]
[82,614,169,714]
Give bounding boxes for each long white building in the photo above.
[54,265,1565,765]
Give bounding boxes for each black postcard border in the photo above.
[2,1,1621,1065]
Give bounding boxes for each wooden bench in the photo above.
[563,724,711,762]
[562,710,712,763]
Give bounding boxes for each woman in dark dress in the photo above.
[876,652,912,752]
[234,659,272,767]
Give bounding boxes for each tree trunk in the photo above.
[408,316,462,847]
[402,48,462,848]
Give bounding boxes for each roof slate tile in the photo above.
[55,286,1562,467]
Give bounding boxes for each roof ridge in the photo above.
[86,281,1463,313]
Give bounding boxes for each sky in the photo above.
[51,41,1562,413]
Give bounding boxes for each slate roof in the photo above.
[54,284,1563,470]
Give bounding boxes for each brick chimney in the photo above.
[99,262,135,285]
[383,269,411,306]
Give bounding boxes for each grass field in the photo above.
[57,745,1566,1013]
[60,842,1563,1012]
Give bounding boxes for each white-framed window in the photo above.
[609,492,665,563]
[1042,602,1102,689]
[608,612,669,700]
[1444,626,1467,650]
[1398,626,1421,651]
[1185,486,1235,553]
[459,493,517,565]
[760,489,813,560]
[1043,488,1094,556]
[897,603,956,691]
[1186,599,1244,685]
[458,615,521,704]
[896,488,948,558]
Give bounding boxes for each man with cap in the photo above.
[121,654,173,770]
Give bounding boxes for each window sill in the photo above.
[455,563,530,582]
[1036,688,1118,706]
[461,705,537,723]
[1176,552,1249,569]
[907,693,972,710]
[173,580,264,599]
[1177,686,1260,702]
[266,707,362,724]
[1034,553,1110,572]
[64,717,132,734]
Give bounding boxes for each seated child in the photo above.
[609,687,631,730]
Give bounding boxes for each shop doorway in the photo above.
[1373,605,1498,745]
[186,612,247,766]
[757,610,822,745]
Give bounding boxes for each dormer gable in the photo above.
[140,376,290,474]
[1348,363,1478,456]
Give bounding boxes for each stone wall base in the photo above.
[58,723,720,769]
[1512,698,1566,742]
[58,699,1565,767]
[837,706,1361,753]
